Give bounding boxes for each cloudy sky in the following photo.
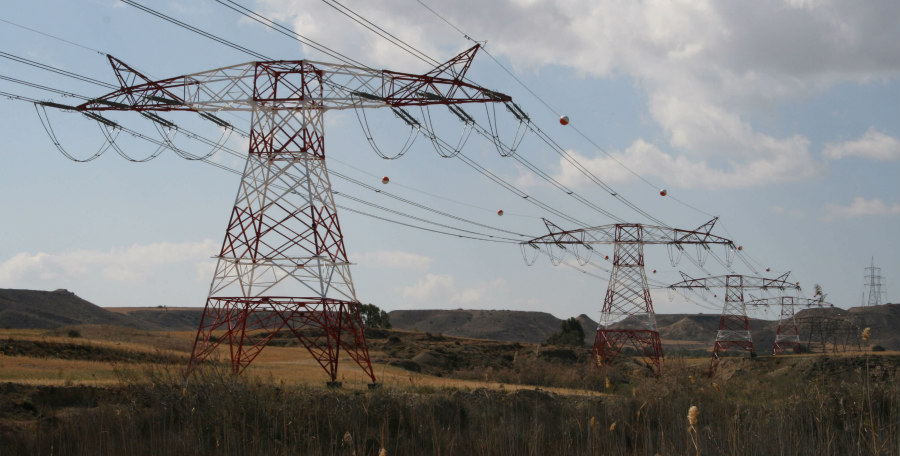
[1,0,897,321]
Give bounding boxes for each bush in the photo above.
[67,329,81,338]
[871,345,886,352]
[544,317,585,347]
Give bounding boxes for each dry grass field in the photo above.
[0,326,608,394]
[1,325,898,455]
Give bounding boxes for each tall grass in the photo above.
[0,355,897,455]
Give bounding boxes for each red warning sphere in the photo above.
[766,267,771,272]
[381,176,390,184]
[737,245,743,251]
[659,188,667,197]
[497,209,504,216]
[604,255,609,260]
[652,269,657,274]
[559,115,569,126]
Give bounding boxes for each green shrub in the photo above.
[544,317,585,347]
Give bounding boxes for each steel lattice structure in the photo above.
[523,217,735,372]
[75,45,510,385]
[745,296,827,355]
[864,257,885,307]
[797,308,862,354]
[669,272,799,375]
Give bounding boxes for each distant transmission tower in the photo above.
[669,272,799,376]
[522,218,735,372]
[864,257,885,306]
[71,45,510,386]
[745,296,830,355]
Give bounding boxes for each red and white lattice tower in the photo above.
[771,296,802,354]
[523,218,735,372]
[669,272,799,376]
[76,45,509,385]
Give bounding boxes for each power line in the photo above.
[120,0,269,60]
[0,75,534,243]
[211,0,367,66]
[0,17,106,56]
[0,51,116,89]
[317,0,438,66]
[115,1,609,228]
[206,0,667,227]
[111,4,737,275]
[405,1,783,278]
[3,8,755,286]
[411,0,701,225]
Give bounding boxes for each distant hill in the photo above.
[795,304,899,352]
[0,289,138,329]
[3,288,896,351]
[388,310,748,348]
[0,288,201,331]
[105,307,204,331]
[389,305,899,352]
[847,304,900,348]
[388,309,562,344]
[575,314,598,346]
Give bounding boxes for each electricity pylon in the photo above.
[669,272,799,376]
[75,45,510,385]
[745,296,829,354]
[864,257,885,307]
[522,217,735,372]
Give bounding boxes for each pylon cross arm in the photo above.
[669,274,800,291]
[76,45,509,114]
[525,219,733,247]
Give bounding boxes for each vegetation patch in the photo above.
[0,358,896,455]
[0,339,186,365]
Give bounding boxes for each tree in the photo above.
[359,303,391,329]
[544,317,585,347]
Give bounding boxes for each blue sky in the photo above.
[1,0,897,321]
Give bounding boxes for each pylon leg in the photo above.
[592,329,663,371]
[280,298,376,383]
[188,297,376,383]
[707,340,755,377]
[188,297,291,375]
[773,340,802,355]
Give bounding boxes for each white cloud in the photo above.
[400,273,454,300]
[0,240,219,285]
[823,128,900,161]
[398,273,508,307]
[257,0,897,189]
[772,205,805,218]
[354,250,434,269]
[551,138,821,190]
[824,197,900,219]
